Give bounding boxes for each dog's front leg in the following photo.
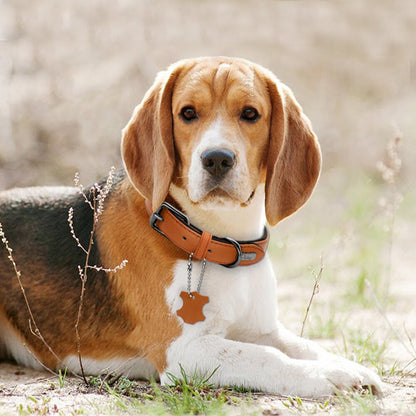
[163,334,377,398]
[257,323,332,360]
[255,323,384,394]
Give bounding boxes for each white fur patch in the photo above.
[0,322,43,370]
[165,255,279,337]
[162,254,383,396]
[61,355,157,379]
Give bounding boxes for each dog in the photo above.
[0,57,383,397]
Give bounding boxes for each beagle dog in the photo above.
[0,57,382,397]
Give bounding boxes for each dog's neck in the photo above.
[168,183,266,241]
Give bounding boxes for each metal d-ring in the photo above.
[222,237,242,268]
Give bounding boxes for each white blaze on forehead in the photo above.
[187,116,225,202]
[197,115,226,150]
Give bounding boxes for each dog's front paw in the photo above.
[295,360,383,398]
[329,357,384,396]
[302,362,362,397]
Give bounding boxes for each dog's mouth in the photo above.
[241,189,256,207]
[192,185,256,209]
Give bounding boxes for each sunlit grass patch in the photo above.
[306,312,343,340]
[86,366,253,415]
[340,329,387,376]
[333,388,380,416]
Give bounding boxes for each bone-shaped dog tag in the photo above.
[176,291,209,324]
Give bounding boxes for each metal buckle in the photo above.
[150,202,191,236]
[222,237,242,268]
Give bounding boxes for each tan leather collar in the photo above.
[146,201,269,267]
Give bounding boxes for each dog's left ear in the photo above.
[121,68,179,211]
[264,74,322,226]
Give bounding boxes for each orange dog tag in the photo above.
[176,291,209,324]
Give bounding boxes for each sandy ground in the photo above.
[1,341,415,415]
[0,365,415,415]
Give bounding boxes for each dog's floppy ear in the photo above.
[264,74,321,226]
[122,69,178,211]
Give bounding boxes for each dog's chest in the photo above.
[165,256,279,338]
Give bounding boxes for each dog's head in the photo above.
[122,57,321,226]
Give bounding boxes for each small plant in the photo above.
[87,366,238,415]
[58,367,68,388]
[17,397,55,416]
[68,168,128,383]
[282,395,332,414]
[341,329,387,374]
[89,373,139,397]
[282,396,304,411]
[334,388,379,415]
[306,312,341,340]
[150,365,232,415]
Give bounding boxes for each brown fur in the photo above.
[96,180,183,371]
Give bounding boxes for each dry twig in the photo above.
[301,256,324,337]
[68,167,128,384]
[377,133,403,301]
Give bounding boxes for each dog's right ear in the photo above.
[122,69,179,211]
[264,74,321,226]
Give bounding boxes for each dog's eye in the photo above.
[180,106,198,122]
[240,107,260,122]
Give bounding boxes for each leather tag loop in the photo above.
[193,231,213,260]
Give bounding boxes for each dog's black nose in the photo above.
[201,148,236,178]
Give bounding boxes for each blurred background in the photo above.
[1,0,415,188]
[1,0,415,327]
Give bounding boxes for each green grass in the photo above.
[306,310,342,340]
[340,330,387,375]
[282,396,332,414]
[86,365,249,415]
[280,390,381,416]
[149,366,230,415]
[58,367,68,389]
[17,397,53,416]
[333,389,379,416]
[89,373,141,397]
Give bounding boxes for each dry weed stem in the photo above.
[301,256,324,337]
